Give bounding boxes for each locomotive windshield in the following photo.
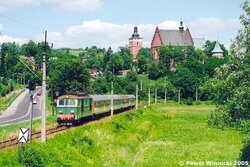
[57,99,77,107]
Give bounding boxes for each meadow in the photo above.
[0,104,245,166]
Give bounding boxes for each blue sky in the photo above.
[0,0,245,50]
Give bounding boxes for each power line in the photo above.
[0,14,44,32]
[1,30,32,39]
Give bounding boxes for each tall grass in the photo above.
[0,104,245,166]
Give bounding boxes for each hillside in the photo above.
[0,104,244,166]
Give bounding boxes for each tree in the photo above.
[85,55,103,71]
[103,47,113,71]
[137,48,151,60]
[203,57,225,77]
[137,54,148,74]
[107,53,124,74]
[49,54,90,96]
[23,40,38,57]
[208,0,250,131]
[119,47,132,70]
[158,46,185,71]
[170,67,197,99]
[91,78,108,94]
[0,42,19,78]
[148,61,161,80]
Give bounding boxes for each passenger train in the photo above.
[56,94,136,125]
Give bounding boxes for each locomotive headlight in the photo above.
[59,110,63,114]
[70,110,74,114]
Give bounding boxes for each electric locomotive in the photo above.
[56,94,135,125]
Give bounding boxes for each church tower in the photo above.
[129,26,142,61]
[211,40,223,58]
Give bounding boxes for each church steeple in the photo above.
[179,20,184,32]
[212,40,223,58]
[129,26,142,40]
[129,26,143,60]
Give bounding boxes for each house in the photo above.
[151,21,194,60]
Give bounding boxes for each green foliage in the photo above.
[182,98,193,106]
[158,46,185,69]
[18,146,43,167]
[148,61,161,80]
[91,78,108,94]
[126,70,137,82]
[119,47,132,70]
[137,54,148,74]
[203,57,225,77]
[0,42,19,77]
[107,53,124,74]
[0,105,244,166]
[182,57,204,77]
[169,67,197,99]
[49,54,90,95]
[22,40,38,57]
[72,136,93,148]
[238,134,250,165]
[103,47,113,71]
[137,48,151,74]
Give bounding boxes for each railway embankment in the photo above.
[0,104,245,166]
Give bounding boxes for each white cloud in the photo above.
[0,0,40,11]
[189,17,240,38]
[0,18,241,51]
[45,0,103,12]
[0,34,28,45]
[34,31,76,48]
[189,17,241,49]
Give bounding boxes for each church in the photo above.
[129,26,143,61]
[150,21,194,60]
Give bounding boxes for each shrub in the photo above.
[238,135,250,167]
[17,146,43,167]
[182,98,193,106]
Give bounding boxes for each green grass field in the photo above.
[0,104,245,166]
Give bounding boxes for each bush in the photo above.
[17,146,43,167]
[238,135,250,167]
[182,98,193,106]
[193,100,202,105]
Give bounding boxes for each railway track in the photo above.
[0,104,148,150]
[0,126,69,150]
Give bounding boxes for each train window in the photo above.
[58,99,77,107]
[58,99,64,106]
[84,99,90,106]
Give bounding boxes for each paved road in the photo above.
[0,88,42,127]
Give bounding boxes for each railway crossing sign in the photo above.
[18,128,29,143]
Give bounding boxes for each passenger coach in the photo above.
[56,94,135,125]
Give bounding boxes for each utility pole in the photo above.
[148,85,151,106]
[164,78,167,104]
[41,31,47,143]
[178,89,181,103]
[135,62,138,110]
[29,94,33,142]
[140,80,142,91]
[155,87,157,104]
[195,87,198,101]
[28,80,35,142]
[111,64,114,117]
[111,81,113,117]
[136,83,138,109]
